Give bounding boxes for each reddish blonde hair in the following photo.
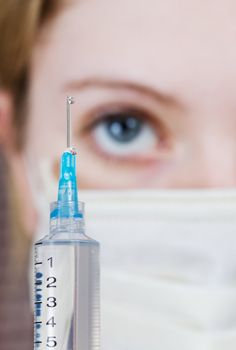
[0,0,62,148]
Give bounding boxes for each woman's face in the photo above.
[27,0,236,189]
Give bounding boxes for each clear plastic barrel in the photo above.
[33,203,100,350]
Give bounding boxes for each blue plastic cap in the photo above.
[51,149,81,219]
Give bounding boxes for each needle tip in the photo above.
[67,96,75,104]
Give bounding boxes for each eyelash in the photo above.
[82,104,164,133]
[79,103,170,162]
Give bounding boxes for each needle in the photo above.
[66,96,75,148]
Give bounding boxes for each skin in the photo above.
[25,0,236,190]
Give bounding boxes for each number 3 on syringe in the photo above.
[46,257,57,348]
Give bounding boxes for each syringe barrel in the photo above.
[33,228,100,349]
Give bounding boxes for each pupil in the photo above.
[106,114,142,143]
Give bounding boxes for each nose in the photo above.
[174,134,236,189]
[196,163,236,188]
[188,135,236,188]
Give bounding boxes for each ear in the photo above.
[0,90,15,152]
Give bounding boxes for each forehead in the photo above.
[33,0,236,98]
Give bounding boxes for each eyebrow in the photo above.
[64,77,181,107]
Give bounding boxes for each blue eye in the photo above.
[105,114,142,143]
[90,108,158,157]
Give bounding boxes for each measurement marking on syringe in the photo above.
[35,262,42,265]
[35,301,42,305]
[35,281,42,285]
[34,341,42,344]
[34,321,42,324]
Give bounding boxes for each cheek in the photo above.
[73,127,185,188]
[53,159,60,180]
[75,145,170,189]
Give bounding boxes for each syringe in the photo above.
[33,97,100,350]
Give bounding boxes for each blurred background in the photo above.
[1,0,236,349]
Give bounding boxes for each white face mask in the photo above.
[26,157,236,350]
